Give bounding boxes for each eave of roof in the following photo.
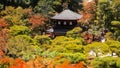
[51,9,83,20]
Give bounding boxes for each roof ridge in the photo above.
[51,9,82,20]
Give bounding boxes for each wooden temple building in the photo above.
[51,9,82,35]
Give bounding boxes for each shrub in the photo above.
[34,35,51,45]
[10,25,31,36]
[84,42,109,57]
[111,21,120,26]
[66,27,82,38]
[58,53,86,64]
[91,57,118,68]
[116,58,120,68]
[105,40,120,57]
[6,35,42,60]
[52,36,85,45]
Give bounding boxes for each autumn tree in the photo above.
[0,57,13,68]
[0,19,9,56]
[29,14,45,29]
[1,6,31,26]
[29,14,46,35]
[10,58,27,68]
[55,60,85,68]
[78,0,96,26]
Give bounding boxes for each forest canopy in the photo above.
[0,0,120,68]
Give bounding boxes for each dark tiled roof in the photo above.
[51,9,82,20]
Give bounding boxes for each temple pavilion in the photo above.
[51,9,82,35]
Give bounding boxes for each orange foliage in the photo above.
[29,15,46,29]
[0,24,9,57]
[0,50,3,56]
[74,62,85,68]
[55,60,71,68]
[0,57,11,64]
[26,60,35,68]
[82,13,92,19]
[82,32,93,44]
[55,60,85,68]
[0,28,9,54]
[78,1,96,25]
[26,56,55,68]
[0,57,27,68]
[84,1,96,13]
[32,56,45,68]
[0,18,9,27]
[10,58,27,68]
[47,61,54,68]
[26,56,84,68]
[0,56,86,68]
[79,13,93,25]
[23,8,32,15]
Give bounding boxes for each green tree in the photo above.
[96,0,113,29]
[111,0,120,20]
[6,35,42,60]
[116,58,120,68]
[10,25,31,36]
[34,0,54,17]
[84,42,109,57]
[111,21,120,40]
[67,0,83,12]
[105,40,120,56]
[49,36,84,54]
[59,53,86,63]
[34,35,51,45]
[66,27,82,38]
[52,36,84,46]
[1,6,30,26]
[34,0,83,16]
[91,57,118,68]
[95,0,120,30]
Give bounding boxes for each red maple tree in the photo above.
[0,19,9,57]
[29,15,46,29]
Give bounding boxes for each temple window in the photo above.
[58,21,61,25]
[64,21,67,25]
[70,21,73,25]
